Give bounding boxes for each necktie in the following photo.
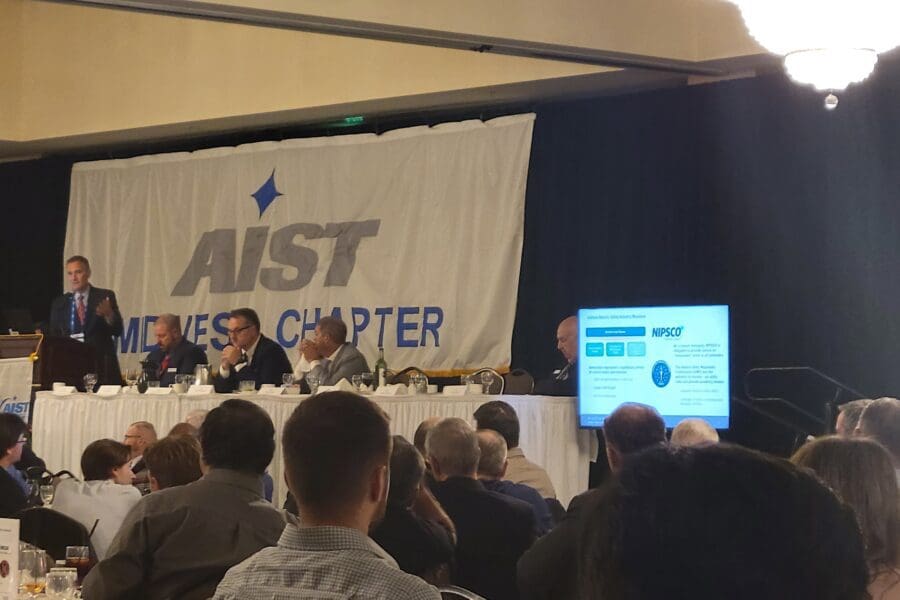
[76,294,86,325]
[159,355,170,378]
[321,358,331,377]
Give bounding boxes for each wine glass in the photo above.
[82,373,98,394]
[124,368,139,392]
[480,371,495,394]
[39,484,55,506]
[360,372,374,393]
[282,373,294,390]
[351,374,362,392]
[306,374,320,395]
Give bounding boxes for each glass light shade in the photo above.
[730,0,900,90]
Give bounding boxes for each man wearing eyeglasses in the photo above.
[0,413,28,517]
[213,308,292,393]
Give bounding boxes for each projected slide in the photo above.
[578,305,729,429]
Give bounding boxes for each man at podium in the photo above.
[48,255,124,384]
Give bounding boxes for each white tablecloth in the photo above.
[32,391,596,508]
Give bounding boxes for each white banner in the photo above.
[0,357,33,424]
[66,115,534,374]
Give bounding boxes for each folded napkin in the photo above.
[258,384,282,395]
[146,387,172,395]
[374,383,410,396]
[96,385,121,397]
[442,385,468,396]
[52,386,76,396]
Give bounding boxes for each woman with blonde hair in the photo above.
[793,436,900,600]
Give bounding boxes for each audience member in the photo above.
[602,402,666,473]
[859,397,900,472]
[428,417,535,600]
[0,414,28,517]
[214,392,439,599]
[184,409,208,430]
[52,439,142,559]
[792,436,900,599]
[670,418,719,447]
[143,434,203,491]
[145,314,208,386]
[534,315,578,396]
[414,417,442,457]
[292,316,370,386]
[84,399,291,600]
[213,308,292,392]
[477,429,553,535]
[473,400,556,499]
[123,420,157,493]
[517,402,666,600]
[836,398,873,436]
[581,444,869,600]
[167,422,199,438]
[370,436,455,585]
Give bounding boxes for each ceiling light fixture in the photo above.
[729,1,900,102]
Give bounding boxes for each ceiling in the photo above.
[0,0,776,161]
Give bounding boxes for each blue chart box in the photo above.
[585,327,646,338]
[606,342,625,357]
[627,342,646,356]
[585,343,604,357]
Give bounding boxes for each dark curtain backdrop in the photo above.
[4,60,900,452]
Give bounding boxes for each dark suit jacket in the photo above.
[0,466,28,518]
[533,361,577,396]
[306,342,370,386]
[431,476,536,600]
[213,335,292,392]
[517,488,604,600]
[145,337,209,387]
[48,286,124,385]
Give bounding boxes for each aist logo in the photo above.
[172,169,380,296]
[651,326,684,338]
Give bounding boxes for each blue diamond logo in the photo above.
[251,169,283,218]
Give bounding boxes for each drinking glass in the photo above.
[238,380,256,393]
[460,374,473,385]
[20,548,49,595]
[82,373,97,393]
[65,546,91,586]
[411,373,427,395]
[282,373,294,389]
[147,380,160,389]
[39,484,55,506]
[124,368,139,392]
[306,374,320,395]
[480,371,495,394]
[46,569,77,598]
[360,372,374,393]
[351,374,362,391]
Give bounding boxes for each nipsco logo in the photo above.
[651,326,684,338]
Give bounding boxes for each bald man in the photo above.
[145,314,208,387]
[534,316,578,396]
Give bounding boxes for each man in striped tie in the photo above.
[48,255,124,384]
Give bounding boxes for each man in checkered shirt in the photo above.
[213,391,441,600]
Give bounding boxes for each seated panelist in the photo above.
[213,308,291,392]
[292,316,369,386]
[144,314,208,387]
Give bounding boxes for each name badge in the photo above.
[167,368,177,373]
[70,333,85,343]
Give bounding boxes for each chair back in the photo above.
[503,369,534,394]
[469,368,504,394]
[439,586,488,600]
[388,366,428,386]
[16,507,93,561]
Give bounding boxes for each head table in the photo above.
[32,390,597,508]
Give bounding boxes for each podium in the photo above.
[35,336,99,391]
[0,334,42,388]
